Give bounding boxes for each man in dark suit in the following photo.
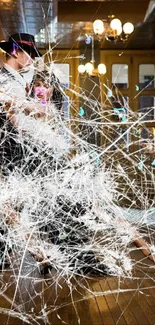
[0,33,41,102]
[0,34,41,269]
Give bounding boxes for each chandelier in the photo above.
[77,16,134,76]
[78,35,106,76]
[93,16,134,42]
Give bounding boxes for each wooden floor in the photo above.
[0,247,154,325]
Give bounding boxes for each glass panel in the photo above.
[53,63,70,89]
[52,63,70,120]
[112,64,128,89]
[139,96,155,121]
[139,64,155,89]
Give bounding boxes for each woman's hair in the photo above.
[31,70,63,110]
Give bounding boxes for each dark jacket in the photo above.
[0,110,24,175]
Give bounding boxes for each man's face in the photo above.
[16,50,34,70]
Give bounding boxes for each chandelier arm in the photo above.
[91,35,95,64]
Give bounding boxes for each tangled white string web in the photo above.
[0,53,155,324]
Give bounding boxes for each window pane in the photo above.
[53,63,70,89]
[112,64,128,89]
[139,96,155,121]
[139,64,155,89]
[52,63,70,121]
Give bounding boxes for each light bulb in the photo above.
[85,62,94,74]
[123,22,134,35]
[78,64,86,74]
[85,35,91,45]
[93,20,104,35]
[110,18,122,31]
[98,63,106,75]
[116,26,122,36]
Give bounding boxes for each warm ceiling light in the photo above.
[98,63,106,75]
[85,62,94,74]
[92,16,134,42]
[110,18,122,31]
[78,64,86,74]
[79,62,107,76]
[123,22,134,35]
[78,35,107,77]
[93,20,104,35]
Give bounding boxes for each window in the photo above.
[112,64,128,89]
[52,63,70,121]
[139,96,155,121]
[53,63,70,89]
[139,64,155,90]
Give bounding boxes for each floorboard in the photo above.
[0,241,154,325]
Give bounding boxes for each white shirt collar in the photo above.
[4,63,26,88]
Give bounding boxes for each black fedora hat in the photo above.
[0,33,41,57]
